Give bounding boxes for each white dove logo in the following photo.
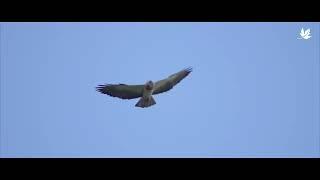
[298,28,312,40]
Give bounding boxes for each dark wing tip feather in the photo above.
[96,84,111,95]
[185,67,192,74]
[96,84,124,98]
[96,83,143,100]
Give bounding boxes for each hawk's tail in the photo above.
[135,96,156,108]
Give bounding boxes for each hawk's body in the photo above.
[135,81,156,108]
[96,67,192,108]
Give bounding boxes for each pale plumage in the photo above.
[96,67,192,108]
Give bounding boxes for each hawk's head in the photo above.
[145,80,154,90]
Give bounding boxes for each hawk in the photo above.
[96,67,192,108]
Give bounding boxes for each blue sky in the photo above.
[0,22,319,157]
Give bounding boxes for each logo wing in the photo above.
[305,28,311,35]
[300,28,305,36]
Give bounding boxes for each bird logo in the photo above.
[298,28,311,40]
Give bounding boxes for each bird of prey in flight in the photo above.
[96,67,192,108]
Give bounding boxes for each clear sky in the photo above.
[0,22,319,157]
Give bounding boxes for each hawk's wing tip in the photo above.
[95,84,111,93]
[185,67,193,73]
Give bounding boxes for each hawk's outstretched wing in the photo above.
[96,84,144,99]
[153,67,192,95]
